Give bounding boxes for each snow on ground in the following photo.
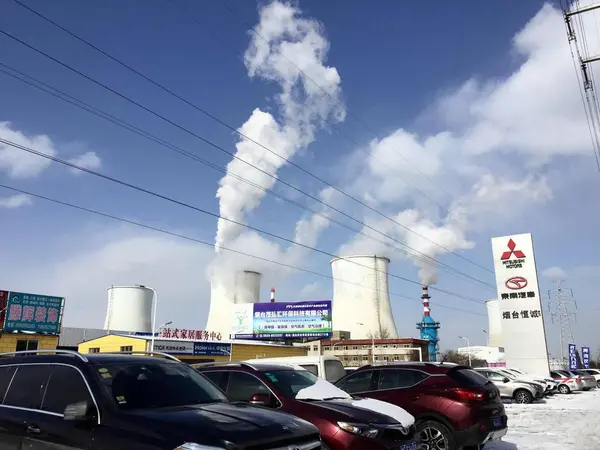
[484,388,600,449]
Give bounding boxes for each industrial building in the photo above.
[304,337,429,366]
[457,345,505,364]
[331,255,398,340]
[205,270,262,338]
[416,285,440,361]
[77,334,307,363]
[104,285,155,333]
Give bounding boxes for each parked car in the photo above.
[0,350,322,449]
[194,361,418,450]
[244,355,346,382]
[568,370,596,390]
[334,362,507,450]
[502,368,557,395]
[344,367,359,375]
[474,368,544,403]
[550,370,583,394]
[580,368,600,387]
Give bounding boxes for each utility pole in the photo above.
[548,280,578,366]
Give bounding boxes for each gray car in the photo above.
[474,368,544,404]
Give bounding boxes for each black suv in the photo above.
[0,350,322,449]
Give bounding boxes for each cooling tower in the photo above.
[205,270,261,338]
[331,255,398,339]
[486,299,503,347]
[104,285,154,333]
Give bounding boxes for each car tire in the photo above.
[558,384,570,394]
[416,420,456,450]
[597,381,600,388]
[514,389,533,404]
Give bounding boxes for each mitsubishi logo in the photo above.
[501,239,525,260]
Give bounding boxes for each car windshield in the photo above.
[96,361,228,410]
[263,369,322,397]
[498,370,517,380]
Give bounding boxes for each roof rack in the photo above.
[191,361,257,370]
[0,349,88,362]
[99,351,181,362]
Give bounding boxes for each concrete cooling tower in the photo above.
[104,285,154,333]
[331,255,398,339]
[486,299,503,347]
[205,270,261,338]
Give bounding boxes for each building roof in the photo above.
[80,333,301,348]
[321,337,429,346]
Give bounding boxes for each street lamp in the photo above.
[138,285,158,354]
[482,329,488,346]
[357,322,375,363]
[155,321,172,336]
[459,336,471,366]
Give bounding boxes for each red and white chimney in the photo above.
[421,285,430,316]
[270,288,275,303]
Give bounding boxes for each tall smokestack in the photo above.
[270,288,275,303]
[421,285,430,317]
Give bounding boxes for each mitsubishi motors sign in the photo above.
[491,233,550,376]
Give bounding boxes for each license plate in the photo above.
[399,443,417,450]
[493,417,502,427]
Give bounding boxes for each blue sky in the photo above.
[1,0,599,357]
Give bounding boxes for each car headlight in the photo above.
[337,422,379,439]
[175,444,224,450]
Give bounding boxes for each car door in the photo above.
[335,370,378,396]
[22,364,95,449]
[0,365,23,449]
[370,368,430,415]
[485,371,512,397]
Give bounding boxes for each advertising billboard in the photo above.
[152,340,232,356]
[232,300,332,339]
[568,344,579,370]
[581,346,590,369]
[491,233,550,376]
[2,290,64,334]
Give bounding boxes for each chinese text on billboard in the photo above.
[3,291,64,334]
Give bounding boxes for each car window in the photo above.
[487,371,508,382]
[0,366,17,402]
[447,367,489,387]
[41,365,94,414]
[378,369,427,390]
[336,370,374,394]
[97,361,228,410]
[226,372,270,402]
[4,365,51,410]
[263,369,320,397]
[299,364,318,377]
[202,371,229,393]
[324,360,346,383]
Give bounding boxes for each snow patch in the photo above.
[351,398,415,427]
[295,377,351,400]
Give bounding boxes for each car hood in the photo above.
[122,402,318,446]
[301,398,408,425]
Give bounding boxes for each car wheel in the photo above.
[514,389,533,404]
[417,420,455,450]
[597,381,600,388]
[558,384,570,394]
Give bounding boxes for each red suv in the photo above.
[194,362,417,450]
[334,362,507,450]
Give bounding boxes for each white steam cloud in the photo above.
[214,0,345,252]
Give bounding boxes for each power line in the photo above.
[0,62,494,290]
[3,1,493,276]
[0,136,486,306]
[0,183,487,317]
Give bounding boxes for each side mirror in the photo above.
[64,401,95,423]
[503,377,510,383]
[249,393,272,407]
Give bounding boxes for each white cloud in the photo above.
[542,266,568,280]
[0,194,32,209]
[67,151,102,174]
[0,121,55,178]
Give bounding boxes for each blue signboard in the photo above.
[193,342,231,356]
[232,300,332,339]
[581,346,591,369]
[568,343,578,370]
[3,291,64,333]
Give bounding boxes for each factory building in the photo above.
[416,285,440,361]
[331,255,398,340]
[104,285,154,333]
[205,270,262,338]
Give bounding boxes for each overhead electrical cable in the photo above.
[3,1,494,277]
[0,136,485,305]
[0,62,494,290]
[0,183,486,317]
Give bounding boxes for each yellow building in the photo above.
[0,332,59,354]
[78,334,307,363]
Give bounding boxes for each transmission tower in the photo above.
[547,280,578,364]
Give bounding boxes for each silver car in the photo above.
[569,370,596,390]
[502,368,557,395]
[475,368,544,404]
[581,368,600,388]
